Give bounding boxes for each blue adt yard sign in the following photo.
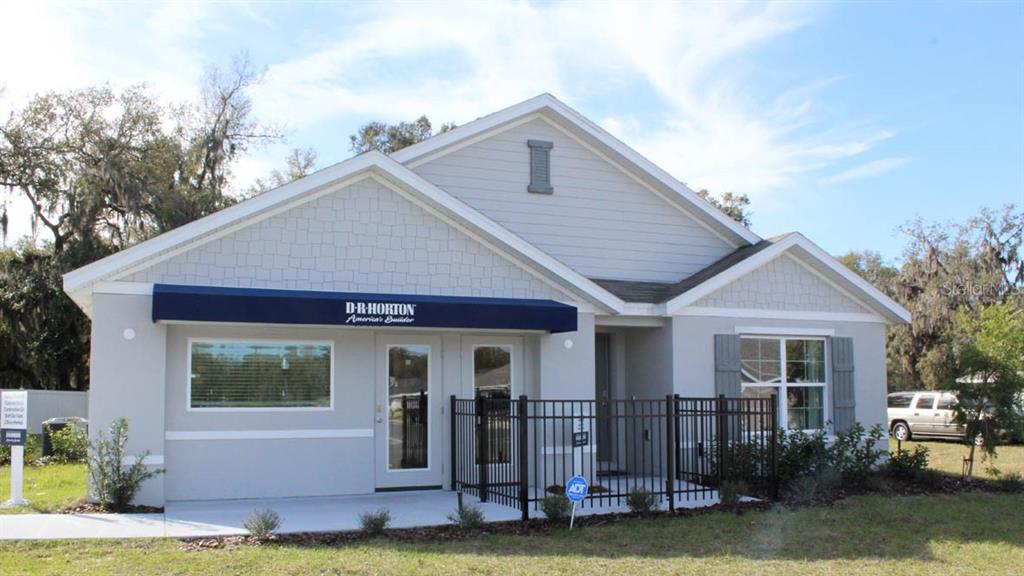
[565,475,589,502]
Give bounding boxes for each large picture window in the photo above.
[740,337,827,430]
[189,340,332,410]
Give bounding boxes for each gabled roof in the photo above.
[391,93,762,248]
[593,232,911,325]
[63,151,628,315]
[593,237,779,303]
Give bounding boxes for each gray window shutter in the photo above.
[527,140,553,194]
[831,337,856,433]
[714,334,742,397]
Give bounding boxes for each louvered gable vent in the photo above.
[527,139,554,194]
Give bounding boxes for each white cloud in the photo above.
[1,1,899,242]
[825,157,912,184]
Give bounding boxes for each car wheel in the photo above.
[892,422,911,441]
[974,433,984,446]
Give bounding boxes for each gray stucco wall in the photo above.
[694,255,872,314]
[671,316,889,434]
[624,324,674,400]
[412,118,735,283]
[88,293,166,505]
[126,177,568,301]
[162,323,376,501]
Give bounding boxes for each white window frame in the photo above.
[385,343,432,473]
[186,337,335,413]
[739,335,829,432]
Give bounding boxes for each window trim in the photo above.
[186,337,335,413]
[385,343,433,473]
[739,335,829,432]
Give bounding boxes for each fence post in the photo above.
[518,394,530,521]
[716,394,727,486]
[450,395,457,492]
[477,395,489,503]
[665,394,676,512]
[770,393,779,500]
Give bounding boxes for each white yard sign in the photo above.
[1,390,29,507]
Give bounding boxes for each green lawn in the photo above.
[0,493,1021,575]
[0,463,86,514]
[890,439,1024,480]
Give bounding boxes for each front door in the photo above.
[375,335,444,490]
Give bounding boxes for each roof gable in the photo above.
[64,152,627,315]
[391,94,761,248]
[666,233,911,324]
[409,115,737,282]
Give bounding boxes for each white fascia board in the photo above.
[392,93,761,247]
[666,233,911,324]
[62,152,382,297]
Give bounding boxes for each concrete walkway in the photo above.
[0,488,730,541]
[0,491,519,541]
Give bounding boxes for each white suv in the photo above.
[887,391,976,443]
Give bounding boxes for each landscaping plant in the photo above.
[446,502,486,530]
[626,487,659,514]
[540,495,571,522]
[87,418,164,511]
[359,508,391,535]
[49,421,89,464]
[886,444,930,480]
[244,509,282,539]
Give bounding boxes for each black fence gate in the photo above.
[451,394,778,520]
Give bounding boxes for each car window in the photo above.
[914,394,937,409]
[937,395,956,410]
[888,394,913,408]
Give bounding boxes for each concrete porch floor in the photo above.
[0,485,733,541]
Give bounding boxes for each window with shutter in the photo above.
[527,139,554,194]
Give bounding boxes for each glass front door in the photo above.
[376,335,443,489]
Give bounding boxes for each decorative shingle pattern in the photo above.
[126,179,568,300]
[693,255,870,313]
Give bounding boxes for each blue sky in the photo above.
[2,1,1021,261]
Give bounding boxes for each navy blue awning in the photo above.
[152,284,577,333]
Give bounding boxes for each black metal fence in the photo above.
[451,394,778,520]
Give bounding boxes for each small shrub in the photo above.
[626,487,658,514]
[244,508,281,538]
[2,434,42,465]
[88,418,164,512]
[446,503,485,529]
[540,495,571,522]
[50,422,89,464]
[359,508,391,535]
[718,480,749,510]
[886,445,930,480]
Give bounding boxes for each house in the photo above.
[62,94,910,507]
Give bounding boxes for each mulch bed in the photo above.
[178,500,772,551]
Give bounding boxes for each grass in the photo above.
[0,492,1020,575]
[0,463,86,514]
[890,439,1024,480]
